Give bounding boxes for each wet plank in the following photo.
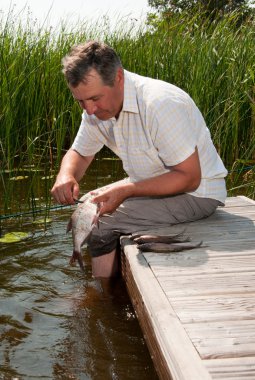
[121,196,255,380]
[185,320,255,359]
[204,357,255,379]
[169,294,255,323]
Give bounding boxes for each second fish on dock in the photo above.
[130,232,203,253]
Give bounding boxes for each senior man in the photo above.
[51,40,227,278]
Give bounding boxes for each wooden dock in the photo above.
[121,196,255,380]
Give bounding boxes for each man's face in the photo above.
[69,68,124,120]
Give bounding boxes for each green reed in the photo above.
[0,6,255,216]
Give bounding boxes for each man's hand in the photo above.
[50,149,94,205]
[91,184,132,215]
[51,174,79,205]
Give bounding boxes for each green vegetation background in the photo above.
[1,8,255,214]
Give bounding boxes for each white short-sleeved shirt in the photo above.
[72,70,228,203]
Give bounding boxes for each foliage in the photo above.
[0,6,255,207]
[147,0,255,24]
[148,0,255,13]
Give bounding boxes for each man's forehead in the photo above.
[70,74,105,100]
[81,68,102,85]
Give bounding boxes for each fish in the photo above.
[137,241,203,253]
[67,178,129,271]
[67,193,100,271]
[131,229,187,240]
[132,232,190,244]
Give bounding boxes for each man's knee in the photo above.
[88,228,120,258]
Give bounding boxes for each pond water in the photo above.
[0,157,159,380]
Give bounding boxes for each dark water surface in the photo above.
[0,160,159,380]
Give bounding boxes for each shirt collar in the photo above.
[122,70,139,114]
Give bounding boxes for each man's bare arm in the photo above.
[51,149,94,204]
[127,148,201,197]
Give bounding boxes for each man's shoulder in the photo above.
[125,70,190,104]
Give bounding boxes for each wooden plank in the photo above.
[185,320,255,359]
[224,198,251,207]
[237,196,255,205]
[187,212,255,223]
[160,272,255,297]
[185,221,254,233]
[145,252,255,276]
[219,206,255,214]
[121,237,212,380]
[224,200,249,208]
[144,242,255,264]
[204,357,255,379]
[169,294,255,323]
[224,196,255,207]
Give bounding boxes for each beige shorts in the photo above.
[87,193,223,257]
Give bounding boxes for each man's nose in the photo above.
[84,100,97,115]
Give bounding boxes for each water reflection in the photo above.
[0,211,158,379]
[53,276,155,380]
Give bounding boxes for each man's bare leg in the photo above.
[91,249,119,278]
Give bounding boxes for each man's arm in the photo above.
[51,149,94,204]
[93,148,201,215]
[128,147,201,196]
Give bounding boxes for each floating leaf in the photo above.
[3,169,13,173]
[32,218,52,224]
[9,176,29,181]
[102,157,120,161]
[41,175,54,180]
[0,232,32,243]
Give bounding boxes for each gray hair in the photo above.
[62,40,122,87]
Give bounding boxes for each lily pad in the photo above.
[41,175,54,180]
[9,176,29,181]
[102,157,120,161]
[32,218,52,224]
[0,232,32,243]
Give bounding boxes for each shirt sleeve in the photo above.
[71,112,105,156]
[149,96,202,167]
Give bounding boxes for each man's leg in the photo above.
[88,193,222,278]
[91,249,118,278]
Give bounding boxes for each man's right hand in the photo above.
[50,149,94,205]
[51,175,80,205]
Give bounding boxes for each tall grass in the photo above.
[126,11,255,166]
[0,6,255,216]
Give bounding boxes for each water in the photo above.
[0,159,159,380]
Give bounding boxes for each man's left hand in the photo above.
[91,184,132,215]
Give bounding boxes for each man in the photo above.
[51,40,227,278]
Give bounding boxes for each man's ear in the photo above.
[115,67,124,86]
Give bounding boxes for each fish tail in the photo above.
[77,255,85,272]
[69,250,85,272]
